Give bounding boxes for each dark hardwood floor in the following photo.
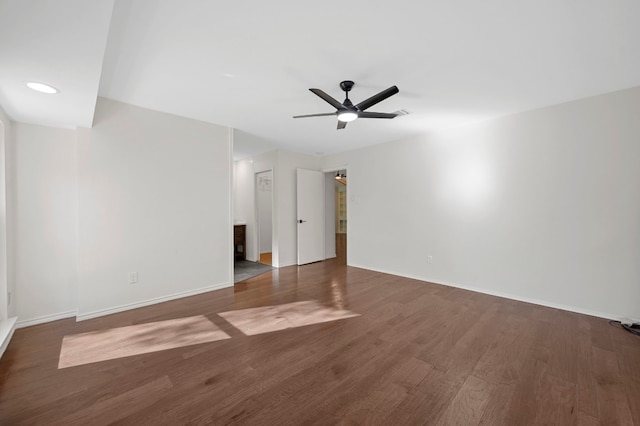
[1,236,639,425]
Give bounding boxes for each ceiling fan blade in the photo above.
[293,112,337,119]
[337,120,347,130]
[310,88,344,110]
[358,111,398,119]
[355,86,399,111]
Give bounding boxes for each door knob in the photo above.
[297,219,307,223]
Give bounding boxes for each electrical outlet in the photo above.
[129,272,138,284]
[427,255,433,264]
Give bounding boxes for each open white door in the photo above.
[296,168,324,265]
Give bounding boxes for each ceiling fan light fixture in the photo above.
[294,81,400,129]
[337,111,358,122]
[26,81,58,94]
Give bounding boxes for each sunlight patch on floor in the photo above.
[218,300,360,336]
[58,315,230,369]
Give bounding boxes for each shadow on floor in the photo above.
[234,260,275,283]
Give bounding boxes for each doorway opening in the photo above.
[256,170,273,266]
[334,170,347,262]
[323,169,347,264]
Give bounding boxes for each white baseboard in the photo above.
[348,262,625,322]
[0,317,18,358]
[76,281,232,322]
[15,311,76,329]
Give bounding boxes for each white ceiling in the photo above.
[2,0,640,158]
[0,0,113,128]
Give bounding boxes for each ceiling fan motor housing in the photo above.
[340,80,355,92]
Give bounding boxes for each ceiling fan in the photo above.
[293,80,400,129]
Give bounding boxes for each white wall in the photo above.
[5,98,233,325]
[0,108,18,321]
[0,107,12,323]
[233,157,253,261]
[76,98,232,319]
[0,112,8,322]
[0,107,16,355]
[14,123,78,324]
[322,87,640,321]
[233,130,277,161]
[324,173,336,259]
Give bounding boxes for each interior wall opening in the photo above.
[334,169,347,263]
[324,169,347,264]
[256,170,273,266]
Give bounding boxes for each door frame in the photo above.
[254,169,274,266]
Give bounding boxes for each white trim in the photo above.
[73,128,81,319]
[16,311,76,329]
[0,316,17,358]
[76,281,232,322]
[0,120,9,322]
[348,262,626,322]
[229,128,235,289]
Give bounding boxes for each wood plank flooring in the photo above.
[259,252,272,266]
[1,245,639,424]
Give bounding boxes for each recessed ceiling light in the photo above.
[26,82,59,94]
